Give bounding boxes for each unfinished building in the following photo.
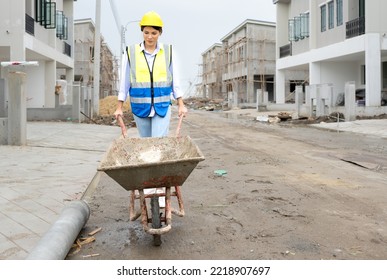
[73,18,119,98]
[201,44,223,99]
[200,19,277,108]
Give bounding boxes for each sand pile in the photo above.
[99,96,131,116]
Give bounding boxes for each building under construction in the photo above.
[73,18,119,99]
[200,19,276,108]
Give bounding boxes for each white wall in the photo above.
[26,62,46,108]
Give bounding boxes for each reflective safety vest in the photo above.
[127,43,173,118]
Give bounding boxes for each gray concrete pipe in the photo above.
[26,200,90,260]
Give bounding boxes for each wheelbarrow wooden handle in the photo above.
[117,114,127,138]
[175,114,184,137]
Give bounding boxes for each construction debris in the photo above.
[82,253,100,258]
[277,112,292,121]
[69,236,96,255]
[184,97,224,111]
[88,227,102,236]
[68,227,102,256]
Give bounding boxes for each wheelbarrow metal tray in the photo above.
[98,136,205,191]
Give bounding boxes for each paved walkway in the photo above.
[311,119,387,138]
[0,121,137,260]
[0,114,386,260]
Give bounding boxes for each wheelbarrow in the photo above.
[97,120,205,245]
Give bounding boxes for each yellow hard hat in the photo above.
[139,11,163,27]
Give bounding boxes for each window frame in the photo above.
[321,4,327,32]
[328,1,334,29]
[300,12,310,38]
[336,0,343,26]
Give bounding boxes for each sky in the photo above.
[74,0,277,95]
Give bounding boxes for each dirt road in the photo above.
[66,109,387,260]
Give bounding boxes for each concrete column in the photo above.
[365,34,381,106]
[0,78,5,117]
[295,86,304,118]
[256,89,267,112]
[307,84,317,117]
[66,68,74,105]
[345,81,356,121]
[0,118,7,145]
[275,69,285,104]
[256,89,262,110]
[321,84,333,115]
[72,84,81,123]
[316,86,325,117]
[263,91,269,105]
[8,71,27,146]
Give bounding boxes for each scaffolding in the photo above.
[74,20,119,99]
[200,24,276,107]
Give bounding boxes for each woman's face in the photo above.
[142,26,161,49]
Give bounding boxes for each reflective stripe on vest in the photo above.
[127,44,172,118]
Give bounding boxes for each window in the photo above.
[301,12,310,38]
[44,1,56,29]
[288,19,295,41]
[56,11,68,40]
[328,1,334,29]
[294,16,301,40]
[35,0,55,28]
[288,12,309,41]
[35,0,44,22]
[321,5,327,32]
[336,0,343,26]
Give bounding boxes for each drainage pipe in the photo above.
[26,200,90,260]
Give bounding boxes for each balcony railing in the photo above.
[279,43,292,58]
[346,17,365,39]
[25,14,35,35]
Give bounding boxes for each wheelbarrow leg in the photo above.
[165,187,172,226]
[172,186,185,217]
[138,189,149,231]
[129,190,141,221]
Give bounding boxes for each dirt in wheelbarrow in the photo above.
[66,109,387,260]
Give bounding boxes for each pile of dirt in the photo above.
[83,96,134,127]
[99,96,131,116]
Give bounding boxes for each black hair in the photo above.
[141,26,162,33]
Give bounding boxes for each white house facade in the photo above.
[0,0,75,111]
[274,0,387,111]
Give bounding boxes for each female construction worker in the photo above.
[114,11,187,138]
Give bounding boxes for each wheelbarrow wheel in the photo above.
[151,196,162,246]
